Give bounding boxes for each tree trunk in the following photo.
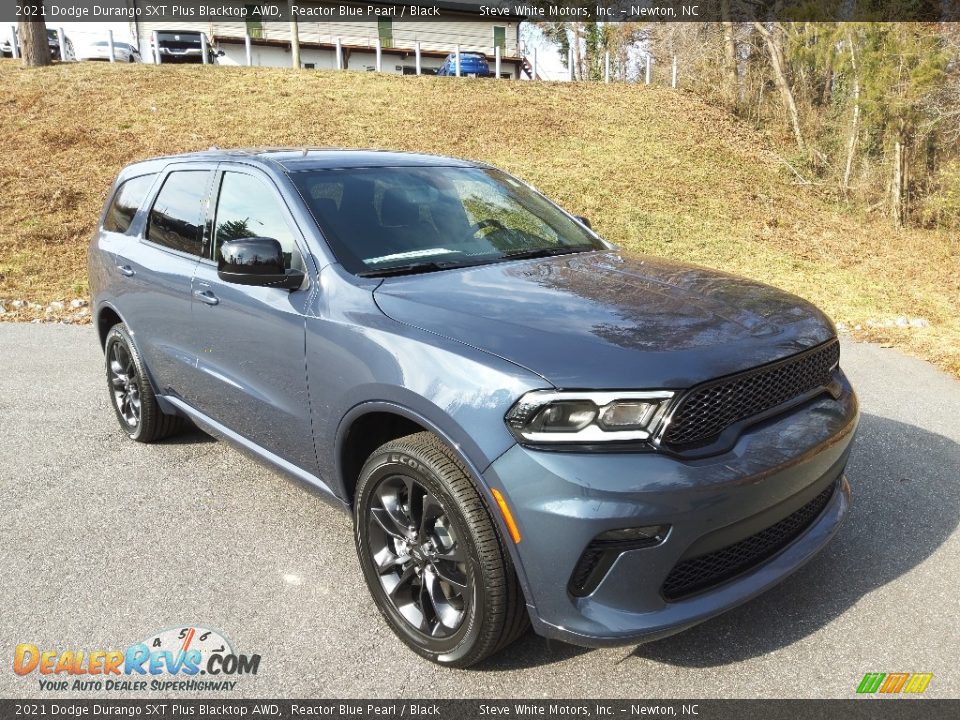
[842,33,860,196]
[17,1,50,68]
[575,24,586,81]
[754,22,806,154]
[723,22,738,105]
[720,0,738,107]
[819,43,834,106]
[891,138,905,229]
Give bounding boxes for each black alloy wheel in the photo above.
[108,338,141,428]
[104,323,184,443]
[366,473,470,638]
[354,432,529,667]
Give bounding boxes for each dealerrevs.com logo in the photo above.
[13,626,260,692]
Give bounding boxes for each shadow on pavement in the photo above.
[632,413,959,667]
[479,413,958,670]
[157,422,217,445]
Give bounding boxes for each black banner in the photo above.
[0,0,957,24]
[1,700,959,720]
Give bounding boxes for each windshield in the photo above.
[291,166,604,275]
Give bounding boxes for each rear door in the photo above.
[187,164,318,474]
[115,163,215,397]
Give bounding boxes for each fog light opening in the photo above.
[568,525,670,597]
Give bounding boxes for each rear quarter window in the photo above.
[103,174,157,234]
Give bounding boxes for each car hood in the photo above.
[372,251,836,389]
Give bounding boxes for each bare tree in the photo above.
[842,31,861,196]
[891,126,905,228]
[17,0,51,67]
[720,0,739,107]
[754,21,806,154]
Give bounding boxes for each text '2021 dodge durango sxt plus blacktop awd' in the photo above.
[89,149,859,667]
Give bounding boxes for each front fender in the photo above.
[333,397,538,614]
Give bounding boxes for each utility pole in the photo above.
[290,14,301,69]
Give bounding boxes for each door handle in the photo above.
[116,264,135,277]
[193,289,219,306]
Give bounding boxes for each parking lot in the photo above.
[0,323,957,698]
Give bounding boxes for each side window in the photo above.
[103,174,156,234]
[147,171,211,256]
[213,172,302,271]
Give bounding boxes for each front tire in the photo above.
[354,432,528,667]
[104,324,183,443]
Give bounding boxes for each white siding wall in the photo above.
[134,11,520,63]
[215,18,518,57]
[215,42,518,77]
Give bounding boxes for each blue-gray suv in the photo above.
[89,149,859,667]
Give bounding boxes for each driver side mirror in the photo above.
[218,238,304,290]
[574,215,592,229]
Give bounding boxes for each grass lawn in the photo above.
[1,61,958,376]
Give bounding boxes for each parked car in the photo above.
[437,51,490,76]
[89,149,858,667]
[78,40,141,63]
[151,30,207,63]
[1,28,74,61]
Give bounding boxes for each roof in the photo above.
[122,148,481,176]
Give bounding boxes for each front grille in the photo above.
[662,340,840,448]
[661,483,836,601]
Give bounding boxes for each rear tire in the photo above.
[354,432,529,667]
[104,324,184,443]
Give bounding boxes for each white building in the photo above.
[132,1,529,78]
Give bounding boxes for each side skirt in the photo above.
[161,395,349,514]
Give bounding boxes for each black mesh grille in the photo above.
[662,340,840,448]
[661,483,836,601]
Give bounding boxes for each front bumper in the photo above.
[483,375,858,647]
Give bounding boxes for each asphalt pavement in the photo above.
[0,323,957,698]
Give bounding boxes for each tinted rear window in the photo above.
[103,174,157,234]
[147,171,211,256]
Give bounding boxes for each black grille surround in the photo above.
[661,339,841,449]
[661,482,836,601]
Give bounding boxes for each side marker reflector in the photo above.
[491,488,521,544]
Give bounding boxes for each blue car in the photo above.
[89,149,858,667]
[437,51,490,76]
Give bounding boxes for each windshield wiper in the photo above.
[357,260,476,278]
[499,245,596,261]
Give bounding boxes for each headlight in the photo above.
[505,390,675,445]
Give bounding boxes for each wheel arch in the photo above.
[335,401,497,508]
[95,302,176,416]
[333,401,535,606]
[96,303,123,349]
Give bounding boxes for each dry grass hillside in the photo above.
[1,61,958,376]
